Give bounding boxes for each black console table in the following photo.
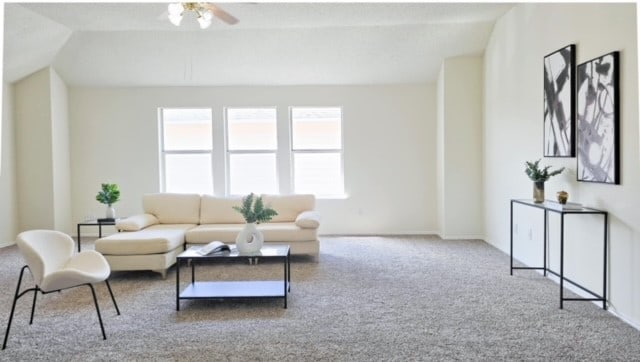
[510,199,608,310]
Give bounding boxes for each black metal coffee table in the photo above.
[175,244,291,311]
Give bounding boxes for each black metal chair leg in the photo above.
[88,284,106,340]
[29,287,38,325]
[3,265,28,350]
[104,280,120,316]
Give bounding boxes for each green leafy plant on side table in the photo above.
[524,160,564,203]
[232,193,278,254]
[96,183,121,219]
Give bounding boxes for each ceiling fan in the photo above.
[167,2,239,29]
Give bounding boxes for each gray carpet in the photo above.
[0,236,639,361]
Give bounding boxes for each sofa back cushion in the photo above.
[200,195,246,224]
[143,193,201,224]
[261,194,315,223]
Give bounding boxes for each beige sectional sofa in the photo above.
[95,193,320,277]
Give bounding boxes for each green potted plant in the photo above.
[96,183,121,219]
[524,160,564,203]
[232,193,278,254]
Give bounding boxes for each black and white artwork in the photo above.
[576,51,619,184]
[544,44,575,157]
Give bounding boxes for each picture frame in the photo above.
[576,51,620,184]
[543,44,575,157]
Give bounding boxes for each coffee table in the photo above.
[175,244,291,311]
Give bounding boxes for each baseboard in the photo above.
[319,232,439,237]
[319,233,488,241]
[0,241,15,248]
[607,306,640,331]
[437,233,485,240]
[498,245,640,333]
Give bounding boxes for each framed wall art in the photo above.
[544,44,575,157]
[576,51,620,184]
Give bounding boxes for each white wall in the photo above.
[437,56,484,239]
[0,83,17,243]
[50,69,72,232]
[436,67,445,236]
[68,85,437,235]
[13,67,72,234]
[15,68,55,230]
[484,3,639,327]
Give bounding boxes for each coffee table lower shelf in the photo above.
[176,245,291,311]
[179,281,290,301]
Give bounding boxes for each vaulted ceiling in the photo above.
[3,2,514,86]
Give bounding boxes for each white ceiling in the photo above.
[3,2,514,86]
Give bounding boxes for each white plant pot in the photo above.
[235,222,263,254]
[106,206,116,219]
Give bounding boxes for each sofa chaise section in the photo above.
[95,224,194,278]
[95,193,201,277]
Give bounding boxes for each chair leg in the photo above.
[3,265,28,350]
[88,284,106,340]
[29,287,39,325]
[104,280,120,316]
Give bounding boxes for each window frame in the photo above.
[289,106,345,197]
[158,107,214,194]
[158,106,345,198]
[224,106,279,196]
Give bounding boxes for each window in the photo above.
[160,108,213,194]
[291,107,344,196]
[225,108,278,195]
[160,106,344,197]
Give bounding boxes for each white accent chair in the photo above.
[2,230,120,350]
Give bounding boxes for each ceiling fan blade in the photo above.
[202,3,239,25]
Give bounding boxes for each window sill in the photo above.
[316,194,349,200]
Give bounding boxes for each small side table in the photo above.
[76,219,118,252]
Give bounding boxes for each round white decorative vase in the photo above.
[236,222,263,254]
[106,206,116,219]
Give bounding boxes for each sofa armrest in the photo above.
[295,211,320,229]
[116,214,159,231]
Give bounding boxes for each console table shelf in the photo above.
[510,199,608,310]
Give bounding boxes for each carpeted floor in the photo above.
[0,236,639,361]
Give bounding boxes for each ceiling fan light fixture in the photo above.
[168,13,183,26]
[198,11,212,29]
[166,2,238,28]
[197,10,213,29]
[168,3,184,26]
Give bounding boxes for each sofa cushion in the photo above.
[186,222,317,244]
[261,194,315,223]
[95,224,194,255]
[186,224,243,244]
[143,193,201,224]
[295,211,321,229]
[259,222,318,242]
[200,195,246,224]
[116,214,159,231]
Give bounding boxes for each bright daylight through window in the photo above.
[291,107,344,196]
[226,108,278,195]
[160,108,213,194]
[160,106,344,197]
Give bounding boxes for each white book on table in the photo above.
[545,201,584,211]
